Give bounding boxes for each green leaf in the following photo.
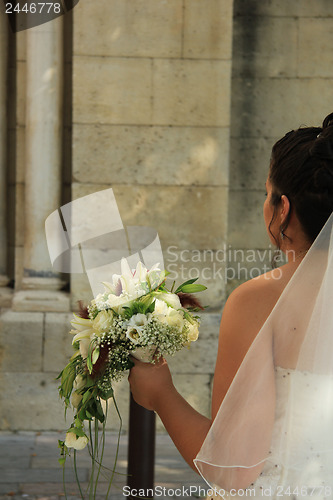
[174,278,198,294]
[58,362,76,399]
[73,427,86,438]
[180,283,207,293]
[92,346,100,365]
[145,300,155,314]
[85,376,95,388]
[82,389,92,404]
[100,387,114,400]
[86,342,95,374]
[78,407,88,421]
[95,399,105,423]
[58,457,66,466]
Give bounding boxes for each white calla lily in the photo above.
[79,338,91,359]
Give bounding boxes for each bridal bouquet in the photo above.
[57,258,206,497]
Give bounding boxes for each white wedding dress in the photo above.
[245,367,333,499]
[202,367,333,500]
[195,214,333,500]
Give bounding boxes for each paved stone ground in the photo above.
[0,431,208,500]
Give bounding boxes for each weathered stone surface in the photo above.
[14,246,24,290]
[43,312,74,373]
[105,376,130,432]
[16,29,26,62]
[228,189,271,249]
[70,272,94,312]
[232,16,298,78]
[183,0,233,59]
[16,61,26,127]
[8,126,25,185]
[12,290,70,312]
[15,183,24,247]
[73,56,152,125]
[7,185,16,251]
[152,59,231,127]
[164,250,226,310]
[72,182,228,250]
[229,137,273,190]
[74,0,183,58]
[0,311,43,372]
[167,313,221,375]
[0,287,13,308]
[298,18,333,77]
[0,372,74,431]
[231,78,332,139]
[234,0,333,17]
[73,124,229,187]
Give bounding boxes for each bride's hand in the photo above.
[128,356,174,411]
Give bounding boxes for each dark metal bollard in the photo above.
[127,393,156,499]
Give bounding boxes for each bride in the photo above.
[128,113,333,499]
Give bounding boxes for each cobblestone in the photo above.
[0,432,207,500]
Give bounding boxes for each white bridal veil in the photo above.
[194,213,333,497]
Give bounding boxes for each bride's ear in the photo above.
[280,195,291,225]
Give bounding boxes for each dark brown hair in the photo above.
[269,112,333,244]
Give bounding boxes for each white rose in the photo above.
[187,321,199,342]
[106,293,133,312]
[156,292,182,310]
[92,309,113,333]
[154,299,169,316]
[165,309,185,330]
[65,431,89,450]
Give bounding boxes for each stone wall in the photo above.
[228,0,333,292]
[71,0,233,312]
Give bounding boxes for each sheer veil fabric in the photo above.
[194,214,333,498]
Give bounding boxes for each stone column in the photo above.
[0,11,9,289]
[13,16,69,311]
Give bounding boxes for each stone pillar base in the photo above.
[21,276,67,291]
[12,290,70,312]
[0,274,9,287]
[0,287,13,308]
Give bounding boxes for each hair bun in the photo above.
[322,112,333,129]
[313,166,333,191]
[310,139,333,161]
[310,115,333,160]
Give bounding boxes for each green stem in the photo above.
[94,400,107,498]
[106,395,122,499]
[62,461,68,500]
[88,420,95,500]
[74,450,85,499]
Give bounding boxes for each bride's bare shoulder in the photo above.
[222,264,292,329]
